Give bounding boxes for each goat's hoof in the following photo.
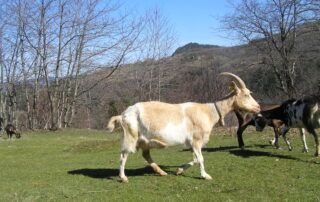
[176,168,184,175]
[119,176,128,183]
[314,153,320,157]
[302,149,309,153]
[240,146,245,150]
[202,174,212,180]
[159,171,167,176]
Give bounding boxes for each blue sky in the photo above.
[124,0,238,48]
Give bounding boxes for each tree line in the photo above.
[0,0,176,130]
[0,0,319,130]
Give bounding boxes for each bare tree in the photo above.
[222,0,319,98]
[0,0,161,129]
[137,7,177,101]
[0,0,179,129]
[0,1,6,124]
[62,0,144,128]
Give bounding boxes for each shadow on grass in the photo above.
[202,146,242,152]
[181,146,240,153]
[183,144,272,153]
[228,149,301,161]
[68,167,153,180]
[185,144,308,163]
[68,165,179,180]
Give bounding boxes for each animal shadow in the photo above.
[201,144,271,152]
[229,149,301,161]
[202,146,241,152]
[68,165,178,180]
[68,167,153,180]
[184,144,305,163]
[181,146,241,153]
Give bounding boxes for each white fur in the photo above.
[137,103,194,147]
[158,120,192,146]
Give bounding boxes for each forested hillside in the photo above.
[74,25,320,129]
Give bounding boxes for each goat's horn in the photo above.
[220,72,246,89]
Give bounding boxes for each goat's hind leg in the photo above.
[119,151,129,183]
[118,123,139,183]
[299,128,309,153]
[308,128,320,157]
[142,149,167,176]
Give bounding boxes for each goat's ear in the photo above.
[229,81,241,95]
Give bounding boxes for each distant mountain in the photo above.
[172,42,221,56]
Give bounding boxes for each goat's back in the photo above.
[284,95,320,129]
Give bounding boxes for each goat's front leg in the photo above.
[176,152,198,175]
[309,129,320,157]
[281,127,292,151]
[119,151,129,183]
[237,124,249,150]
[192,141,212,180]
[142,149,167,176]
[234,110,247,149]
[299,128,309,153]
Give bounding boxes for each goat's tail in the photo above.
[106,115,122,132]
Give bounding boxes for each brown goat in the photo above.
[235,104,282,149]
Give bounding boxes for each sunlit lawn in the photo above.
[0,128,320,201]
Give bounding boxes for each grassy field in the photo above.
[0,128,320,201]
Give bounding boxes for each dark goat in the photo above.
[235,104,283,149]
[256,96,319,156]
[235,102,309,152]
[5,124,21,140]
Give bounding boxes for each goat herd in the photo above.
[107,72,320,183]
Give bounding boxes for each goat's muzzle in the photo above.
[252,105,261,114]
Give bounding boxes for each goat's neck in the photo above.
[209,93,236,123]
[214,95,236,118]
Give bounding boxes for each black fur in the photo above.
[235,103,283,149]
[5,124,21,139]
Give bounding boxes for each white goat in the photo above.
[107,72,260,182]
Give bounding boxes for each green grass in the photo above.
[1,128,320,201]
